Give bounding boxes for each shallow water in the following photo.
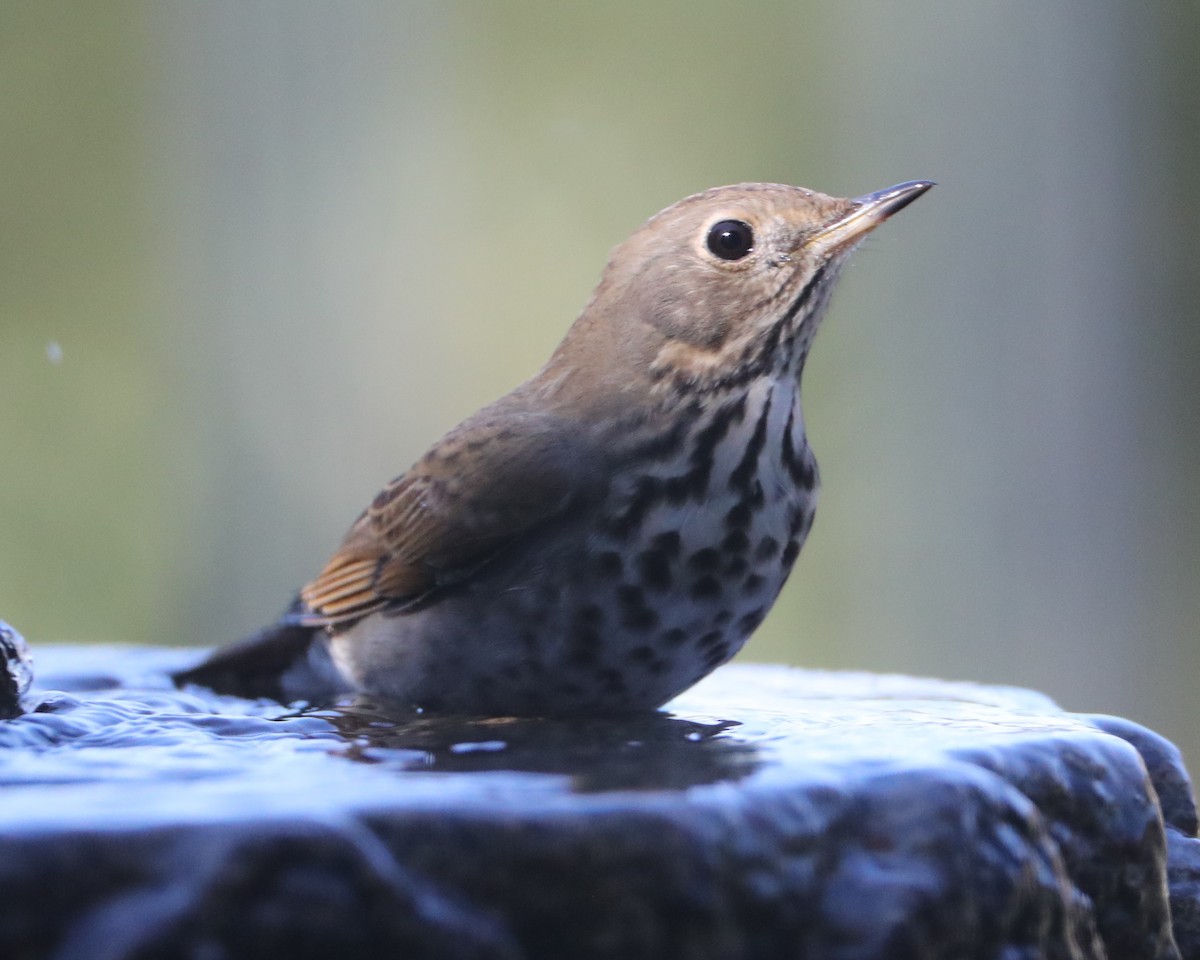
[0,645,1099,833]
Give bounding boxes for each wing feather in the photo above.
[299,410,593,627]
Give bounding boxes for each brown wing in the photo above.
[299,410,591,626]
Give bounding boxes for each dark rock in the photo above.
[0,646,1195,960]
[1169,830,1200,960]
[0,620,33,718]
[1086,713,1199,836]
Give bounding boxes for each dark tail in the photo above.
[172,611,346,703]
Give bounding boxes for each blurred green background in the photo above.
[3,2,1197,765]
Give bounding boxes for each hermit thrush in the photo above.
[175,180,933,714]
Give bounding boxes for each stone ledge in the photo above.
[0,645,1194,960]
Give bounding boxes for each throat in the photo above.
[649,278,828,399]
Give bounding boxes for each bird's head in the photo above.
[543,180,932,402]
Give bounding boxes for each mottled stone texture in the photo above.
[0,620,32,719]
[0,647,1196,960]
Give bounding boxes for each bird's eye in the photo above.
[706,220,755,261]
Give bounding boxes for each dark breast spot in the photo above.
[781,539,802,568]
[722,530,750,554]
[567,624,602,667]
[688,548,721,572]
[666,464,709,504]
[595,551,624,579]
[781,406,799,468]
[728,390,773,492]
[703,641,732,669]
[737,607,767,634]
[636,547,674,593]
[725,501,753,529]
[690,576,722,600]
[659,627,687,648]
[651,530,682,557]
[663,476,692,506]
[669,395,750,504]
[617,584,643,606]
[795,453,818,491]
[695,630,724,650]
[616,584,659,631]
[755,536,780,561]
[781,406,818,490]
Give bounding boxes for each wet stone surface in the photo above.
[0,644,1197,960]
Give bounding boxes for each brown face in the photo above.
[604,184,857,353]
[544,181,932,406]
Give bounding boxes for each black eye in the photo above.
[706,219,755,261]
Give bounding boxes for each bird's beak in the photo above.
[809,180,934,257]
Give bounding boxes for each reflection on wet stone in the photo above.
[0,644,1197,960]
[312,698,756,791]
